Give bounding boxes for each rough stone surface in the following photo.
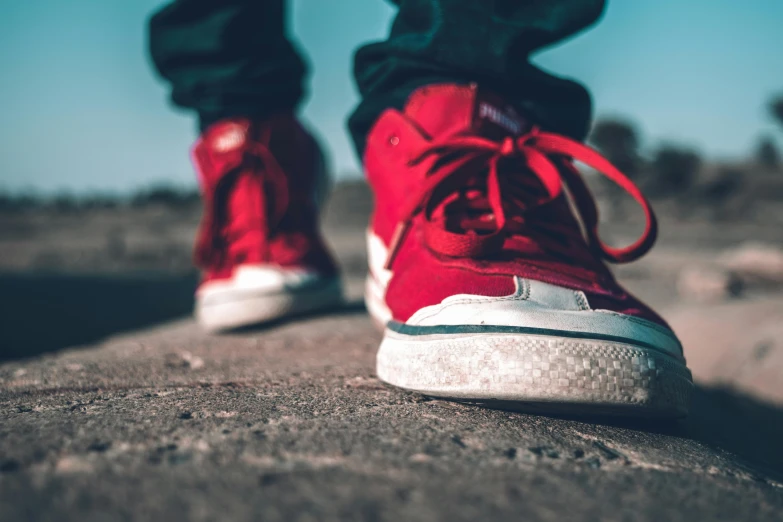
[2,313,783,522]
[677,265,743,302]
[1,183,782,521]
[719,242,783,286]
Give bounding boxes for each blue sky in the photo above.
[0,0,781,194]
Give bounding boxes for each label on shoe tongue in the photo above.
[472,88,529,139]
[476,101,524,135]
[403,84,530,140]
[211,122,248,153]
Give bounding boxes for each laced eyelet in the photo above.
[381,129,657,269]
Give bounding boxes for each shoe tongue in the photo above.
[403,83,531,141]
[402,83,571,219]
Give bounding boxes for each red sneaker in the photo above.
[192,115,342,331]
[364,84,692,417]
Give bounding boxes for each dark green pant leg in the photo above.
[148,0,605,147]
[349,0,606,154]
[148,0,307,129]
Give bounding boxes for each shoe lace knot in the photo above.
[384,127,657,270]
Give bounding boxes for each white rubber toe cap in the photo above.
[197,265,325,301]
[403,276,683,360]
[196,264,343,331]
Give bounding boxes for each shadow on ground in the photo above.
[599,387,783,480]
[0,272,198,361]
[685,386,783,480]
[1,272,781,484]
[468,385,783,481]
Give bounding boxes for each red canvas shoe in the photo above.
[192,115,342,331]
[364,84,692,417]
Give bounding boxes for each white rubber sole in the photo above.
[196,277,343,332]
[365,278,692,417]
[376,323,693,417]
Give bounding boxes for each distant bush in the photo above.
[51,193,79,212]
[770,95,783,130]
[80,195,121,210]
[588,119,641,177]
[130,185,200,208]
[755,136,780,169]
[699,167,744,203]
[0,192,43,212]
[0,184,199,213]
[646,145,702,197]
[47,192,121,212]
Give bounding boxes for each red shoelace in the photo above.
[384,127,657,270]
[195,134,289,267]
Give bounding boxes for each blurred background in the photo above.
[0,1,782,404]
[1,0,781,194]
